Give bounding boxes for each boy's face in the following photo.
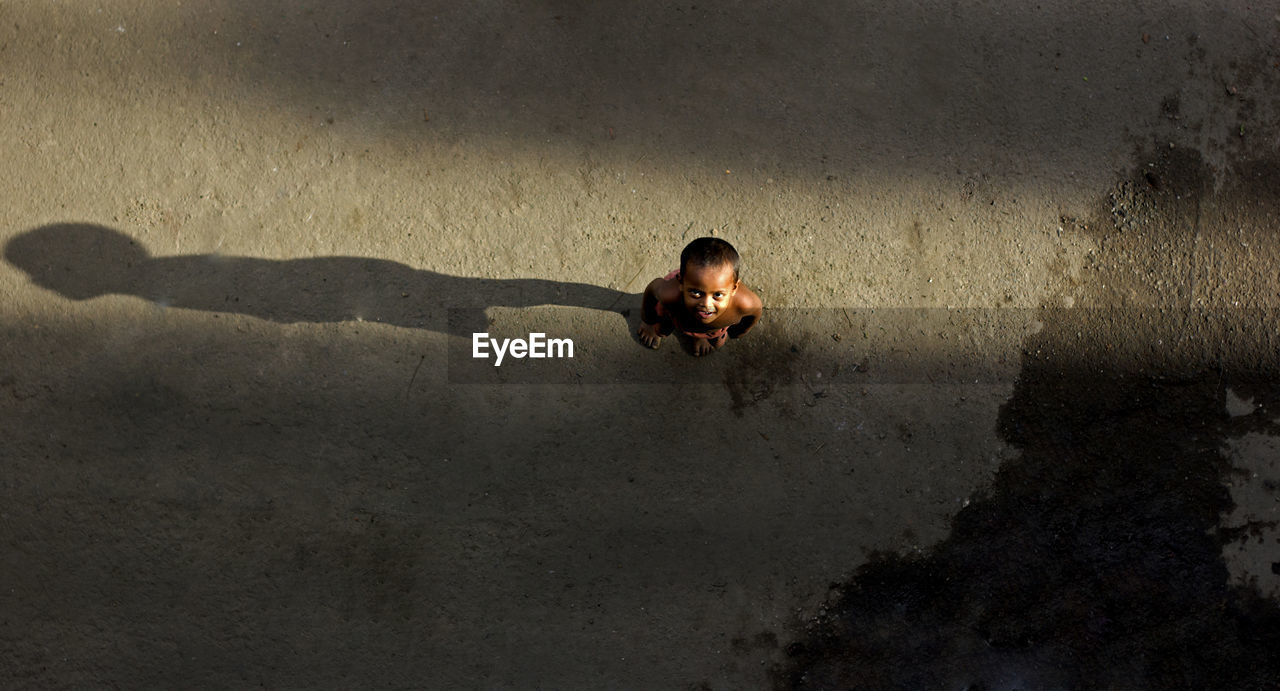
[679,262,738,324]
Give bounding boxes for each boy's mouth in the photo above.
[696,309,715,320]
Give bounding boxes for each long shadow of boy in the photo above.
[5,223,636,337]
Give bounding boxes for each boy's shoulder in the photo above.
[733,283,762,314]
[649,274,682,304]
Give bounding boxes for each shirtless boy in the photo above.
[636,237,763,356]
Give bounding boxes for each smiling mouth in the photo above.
[696,310,715,319]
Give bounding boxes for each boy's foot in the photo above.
[692,330,729,356]
[637,322,663,349]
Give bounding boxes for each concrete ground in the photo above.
[2,2,1279,688]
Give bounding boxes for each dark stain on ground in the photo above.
[776,146,1280,688]
[778,361,1280,689]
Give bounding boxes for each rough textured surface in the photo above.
[1,1,1278,688]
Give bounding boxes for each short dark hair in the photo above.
[680,237,740,281]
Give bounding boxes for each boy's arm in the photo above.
[727,288,763,338]
[639,278,674,334]
[640,279,663,325]
[637,278,675,348]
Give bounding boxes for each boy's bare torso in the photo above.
[638,263,762,356]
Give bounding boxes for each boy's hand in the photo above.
[637,321,663,349]
[692,329,729,356]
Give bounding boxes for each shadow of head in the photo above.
[5,223,149,300]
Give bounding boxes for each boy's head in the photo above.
[679,237,740,282]
[5,223,147,300]
[678,237,741,324]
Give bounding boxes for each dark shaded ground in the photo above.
[779,148,1280,688]
[3,223,1027,687]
